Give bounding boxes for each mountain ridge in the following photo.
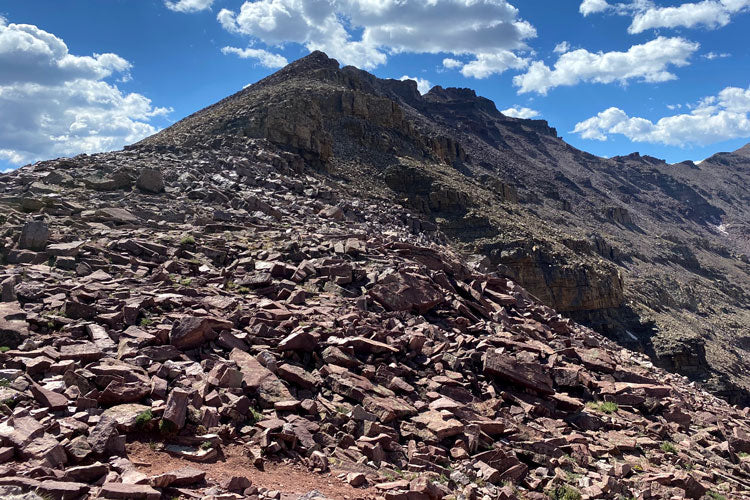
[141,50,750,405]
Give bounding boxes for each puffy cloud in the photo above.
[573,85,750,145]
[629,1,731,33]
[581,0,750,33]
[217,0,535,70]
[221,46,288,68]
[514,36,699,95]
[580,0,611,16]
[0,22,131,85]
[0,20,169,166]
[501,106,540,118]
[460,51,529,78]
[553,41,571,54]
[399,75,432,94]
[442,58,463,69]
[165,0,214,13]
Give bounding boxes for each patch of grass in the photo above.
[548,485,582,500]
[179,277,193,286]
[0,346,10,353]
[599,401,619,414]
[335,405,349,414]
[564,470,582,482]
[1,397,17,409]
[707,492,727,500]
[0,379,9,388]
[139,317,154,327]
[248,407,263,424]
[382,470,397,481]
[135,409,153,427]
[180,235,195,246]
[199,441,213,450]
[159,419,176,434]
[738,451,750,458]
[587,401,618,414]
[660,441,678,454]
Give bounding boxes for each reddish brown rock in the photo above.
[169,315,233,350]
[369,272,445,314]
[483,349,554,395]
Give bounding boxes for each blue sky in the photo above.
[1,0,749,172]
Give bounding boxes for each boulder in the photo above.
[483,350,554,395]
[18,221,49,251]
[230,348,293,407]
[136,168,165,193]
[370,272,444,314]
[170,316,234,350]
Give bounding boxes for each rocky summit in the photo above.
[137,51,750,405]
[0,52,748,500]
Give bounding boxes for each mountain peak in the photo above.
[285,50,340,73]
[734,142,750,157]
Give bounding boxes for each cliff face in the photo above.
[140,52,750,404]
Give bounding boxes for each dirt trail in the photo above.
[127,442,379,499]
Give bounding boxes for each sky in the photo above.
[1,0,750,172]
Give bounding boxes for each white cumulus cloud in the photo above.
[514,36,699,95]
[217,0,535,70]
[501,106,540,119]
[580,0,611,16]
[629,1,732,33]
[581,0,750,33]
[460,51,529,79]
[0,18,169,166]
[553,41,571,54]
[399,75,432,95]
[442,58,463,69]
[221,46,288,68]
[573,85,750,145]
[165,0,214,13]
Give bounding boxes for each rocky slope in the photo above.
[138,51,750,404]
[1,127,750,499]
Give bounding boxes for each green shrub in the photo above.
[599,401,619,414]
[248,407,263,424]
[660,441,678,454]
[180,235,195,246]
[549,485,582,500]
[159,419,176,434]
[135,409,153,427]
[587,401,618,414]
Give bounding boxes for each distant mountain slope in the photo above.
[140,51,750,404]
